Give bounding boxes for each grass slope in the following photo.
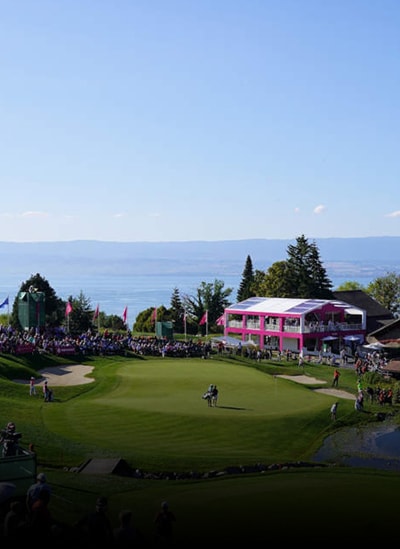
[1,352,398,544]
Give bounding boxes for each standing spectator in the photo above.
[113,509,147,548]
[154,501,176,546]
[74,495,114,548]
[332,369,340,387]
[43,380,49,400]
[29,488,54,543]
[29,376,37,396]
[26,472,51,516]
[3,499,29,542]
[330,402,338,421]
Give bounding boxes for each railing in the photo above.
[283,325,301,333]
[227,320,242,328]
[246,321,260,329]
[0,447,37,497]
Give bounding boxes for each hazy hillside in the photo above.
[1,237,400,280]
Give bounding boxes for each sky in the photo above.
[1,0,400,243]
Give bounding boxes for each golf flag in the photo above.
[122,306,128,323]
[199,310,208,326]
[0,296,9,309]
[151,307,157,323]
[93,304,100,320]
[65,301,73,317]
[216,314,225,326]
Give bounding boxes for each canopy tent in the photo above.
[211,336,256,348]
[344,335,364,342]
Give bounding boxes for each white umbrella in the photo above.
[363,342,384,350]
[344,335,363,342]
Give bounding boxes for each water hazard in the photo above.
[313,417,400,471]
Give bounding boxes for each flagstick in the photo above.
[184,312,187,341]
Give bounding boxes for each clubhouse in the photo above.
[222,297,367,355]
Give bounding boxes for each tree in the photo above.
[306,241,334,299]
[169,287,184,333]
[250,235,333,299]
[65,291,94,334]
[10,273,64,329]
[285,235,333,298]
[237,255,255,302]
[101,313,126,331]
[366,272,400,316]
[254,261,292,297]
[182,279,233,332]
[335,281,365,291]
[133,305,169,333]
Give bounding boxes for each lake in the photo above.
[0,272,374,327]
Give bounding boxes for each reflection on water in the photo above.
[313,419,400,471]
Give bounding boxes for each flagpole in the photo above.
[150,306,157,335]
[184,310,187,341]
[206,310,208,338]
[7,297,10,326]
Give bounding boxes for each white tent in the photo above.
[211,336,256,348]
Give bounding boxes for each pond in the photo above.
[313,416,400,471]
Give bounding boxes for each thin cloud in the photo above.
[113,213,127,219]
[294,207,300,213]
[313,205,326,215]
[21,211,50,218]
[385,210,400,218]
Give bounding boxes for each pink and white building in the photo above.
[222,297,367,354]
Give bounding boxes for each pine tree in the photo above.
[285,235,333,298]
[237,255,255,302]
[170,287,184,333]
[307,242,334,298]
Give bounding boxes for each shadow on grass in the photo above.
[216,405,249,410]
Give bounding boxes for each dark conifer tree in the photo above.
[285,235,333,298]
[237,255,255,302]
[170,287,184,333]
[308,242,334,298]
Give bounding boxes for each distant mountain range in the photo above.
[1,237,400,280]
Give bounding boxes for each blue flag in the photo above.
[0,296,9,308]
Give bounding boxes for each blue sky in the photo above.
[1,0,399,242]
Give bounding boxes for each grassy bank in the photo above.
[1,350,398,543]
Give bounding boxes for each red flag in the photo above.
[65,301,73,317]
[216,314,225,326]
[93,304,100,320]
[199,311,208,325]
[122,306,128,323]
[151,307,157,323]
